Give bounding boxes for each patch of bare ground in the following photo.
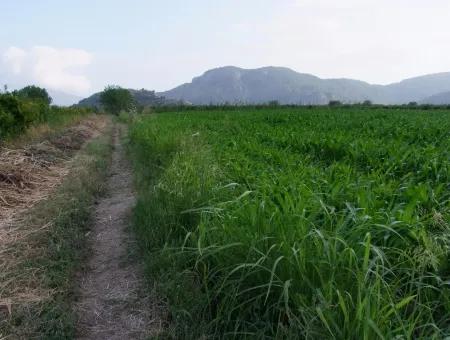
[75,124,164,340]
[0,115,109,331]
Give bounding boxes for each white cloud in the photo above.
[2,46,93,95]
[227,0,450,85]
[3,47,26,74]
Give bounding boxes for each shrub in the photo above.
[100,85,134,115]
[14,85,52,105]
[329,100,342,107]
[0,107,15,138]
[0,94,25,134]
[0,86,88,140]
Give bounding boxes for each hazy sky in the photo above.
[1,0,450,96]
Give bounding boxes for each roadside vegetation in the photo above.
[0,117,111,338]
[0,85,90,141]
[128,107,450,338]
[0,82,112,338]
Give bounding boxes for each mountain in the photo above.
[420,91,450,105]
[48,90,82,106]
[78,88,183,108]
[384,73,450,104]
[159,66,450,105]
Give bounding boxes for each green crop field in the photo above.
[129,107,450,339]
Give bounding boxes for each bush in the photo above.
[329,100,342,107]
[14,85,52,105]
[0,94,25,135]
[20,99,50,125]
[0,107,15,138]
[100,85,134,115]
[0,85,88,140]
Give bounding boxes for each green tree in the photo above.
[0,106,15,137]
[14,85,52,105]
[268,100,280,106]
[0,94,25,135]
[328,100,342,107]
[99,85,134,115]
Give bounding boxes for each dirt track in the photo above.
[75,124,163,339]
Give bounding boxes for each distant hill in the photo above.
[78,88,183,108]
[158,66,450,105]
[384,73,450,104]
[420,91,450,105]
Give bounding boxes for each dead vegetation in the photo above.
[0,115,110,337]
[0,116,107,226]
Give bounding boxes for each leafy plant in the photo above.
[13,85,52,105]
[99,85,134,115]
[129,106,450,338]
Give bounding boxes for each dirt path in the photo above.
[75,124,162,339]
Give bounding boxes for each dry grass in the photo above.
[0,116,107,227]
[3,113,86,149]
[0,115,110,337]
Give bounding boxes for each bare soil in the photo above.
[75,124,163,339]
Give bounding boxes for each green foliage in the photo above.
[99,85,134,115]
[14,85,52,105]
[129,107,450,338]
[0,94,26,137]
[329,100,342,107]
[0,107,14,131]
[0,86,89,141]
[268,100,280,106]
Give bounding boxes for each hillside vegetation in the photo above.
[129,107,450,338]
[78,88,183,109]
[421,91,450,105]
[159,66,450,105]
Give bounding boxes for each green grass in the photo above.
[0,124,112,339]
[129,107,450,339]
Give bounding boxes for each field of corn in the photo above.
[129,107,450,339]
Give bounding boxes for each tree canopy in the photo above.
[99,86,134,115]
[14,85,52,105]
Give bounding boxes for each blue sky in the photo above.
[2,0,450,97]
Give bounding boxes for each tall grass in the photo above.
[129,107,450,338]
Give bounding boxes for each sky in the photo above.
[1,0,450,97]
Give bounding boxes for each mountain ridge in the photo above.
[157,66,450,105]
[420,91,450,105]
